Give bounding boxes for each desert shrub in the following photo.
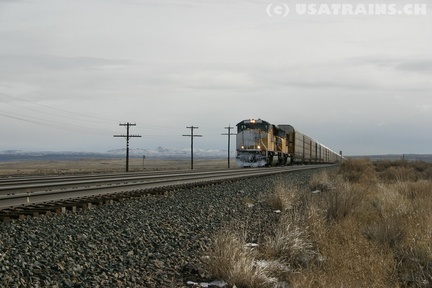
[372,183,413,217]
[339,158,377,184]
[385,181,432,232]
[410,160,430,173]
[393,180,432,287]
[267,185,312,221]
[363,215,406,248]
[261,214,316,269]
[379,166,418,183]
[320,182,365,222]
[374,159,396,172]
[309,170,335,192]
[423,166,432,180]
[375,160,432,181]
[395,244,432,287]
[293,217,397,287]
[267,184,297,211]
[396,180,432,201]
[360,176,432,287]
[401,160,432,179]
[398,181,432,240]
[206,229,276,288]
[308,170,368,223]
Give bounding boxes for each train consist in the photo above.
[236,119,344,167]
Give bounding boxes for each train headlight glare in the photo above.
[257,145,261,149]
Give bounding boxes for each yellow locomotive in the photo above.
[236,119,343,167]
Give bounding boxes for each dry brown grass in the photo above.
[206,159,432,287]
[206,229,277,288]
[266,184,298,212]
[261,214,315,269]
[308,170,335,192]
[339,158,378,185]
[295,217,397,287]
[321,182,365,222]
[375,159,432,182]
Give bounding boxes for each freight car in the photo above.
[236,119,343,167]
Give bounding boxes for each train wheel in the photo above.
[266,156,273,167]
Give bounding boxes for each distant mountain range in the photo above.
[0,149,431,163]
[349,154,432,163]
[0,147,233,162]
[108,147,232,158]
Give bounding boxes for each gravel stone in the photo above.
[0,168,325,287]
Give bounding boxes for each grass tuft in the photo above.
[395,244,432,287]
[266,184,298,211]
[206,229,277,288]
[261,214,316,269]
[339,158,377,184]
[308,170,334,192]
[363,216,406,248]
[320,178,365,223]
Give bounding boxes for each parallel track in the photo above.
[0,165,331,221]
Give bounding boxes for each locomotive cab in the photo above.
[236,119,283,167]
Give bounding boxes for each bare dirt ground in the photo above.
[0,158,237,176]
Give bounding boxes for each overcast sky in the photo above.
[0,0,431,156]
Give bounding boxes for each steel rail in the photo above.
[0,168,267,196]
[0,169,220,186]
[0,165,332,212]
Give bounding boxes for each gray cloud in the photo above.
[396,59,432,73]
[0,0,431,155]
[0,54,132,74]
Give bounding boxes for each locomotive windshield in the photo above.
[237,121,269,133]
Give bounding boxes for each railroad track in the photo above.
[0,165,330,221]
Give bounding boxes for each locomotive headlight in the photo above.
[257,145,261,149]
[241,145,245,149]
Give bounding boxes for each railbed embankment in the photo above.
[0,168,330,287]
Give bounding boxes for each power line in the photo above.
[114,123,142,172]
[0,93,116,123]
[0,111,116,135]
[222,124,236,168]
[182,126,202,170]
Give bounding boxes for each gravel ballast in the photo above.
[0,168,324,287]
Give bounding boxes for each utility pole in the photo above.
[222,124,236,168]
[142,155,146,171]
[182,126,202,170]
[114,123,141,172]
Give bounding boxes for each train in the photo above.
[236,119,344,167]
